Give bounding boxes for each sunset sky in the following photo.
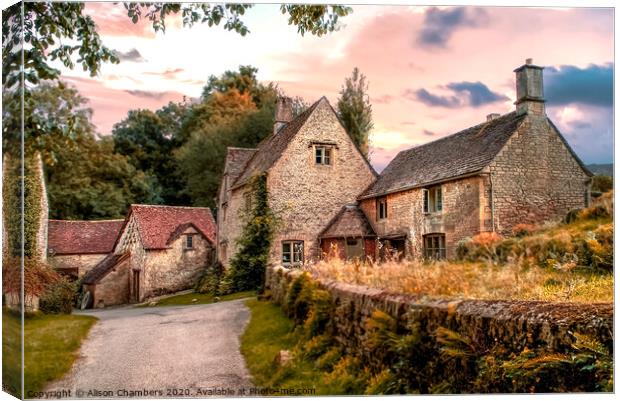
[58,3,614,172]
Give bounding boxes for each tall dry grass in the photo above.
[306,257,612,303]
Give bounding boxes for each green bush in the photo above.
[39,277,77,314]
[195,261,225,295]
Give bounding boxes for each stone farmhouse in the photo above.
[358,59,592,259]
[81,205,216,307]
[217,96,377,267]
[218,59,592,265]
[48,219,124,279]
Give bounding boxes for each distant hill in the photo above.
[587,163,613,177]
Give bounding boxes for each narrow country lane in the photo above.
[44,299,253,398]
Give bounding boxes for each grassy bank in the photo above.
[241,299,322,394]
[139,290,256,307]
[2,309,97,397]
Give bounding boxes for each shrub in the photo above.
[315,346,343,370]
[284,273,315,323]
[195,261,225,295]
[303,288,333,337]
[512,223,536,237]
[39,277,77,314]
[323,356,370,395]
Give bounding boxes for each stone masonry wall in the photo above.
[266,100,376,265]
[142,228,212,299]
[359,175,486,259]
[48,253,107,276]
[489,114,590,235]
[266,266,613,356]
[92,259,130,307]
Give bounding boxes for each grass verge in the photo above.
[139,290,256,307]
[240,299,322,395]
[2,308,97,397]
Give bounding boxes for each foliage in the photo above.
[2,2,118,88]
[226,174,276,293]
[194,261,225,295]
[2,153,44,258]
[337,67,373,157]
[2,309,97,396]
[175,92,275,207]
[280,5,353,36]
[591,175,612,195]
[39,277,77,314]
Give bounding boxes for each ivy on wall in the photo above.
[226,173,277,293]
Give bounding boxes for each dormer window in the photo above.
[315,146,332,165]
[423,186,443,214]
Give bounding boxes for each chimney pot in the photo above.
[274,96,293,134]
[526,58,533,65]
[486,113,500,121]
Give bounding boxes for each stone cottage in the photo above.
[47,219,124,279]
[81,205,216,307]
[357,59,592,260]
[217,96,377,267]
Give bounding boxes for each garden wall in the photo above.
[265,266,613,354]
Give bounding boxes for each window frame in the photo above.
[423,185,443,214]
[315,145,332,165]
[282,240,304,266]
[423,234,446,260]
[376,197,388,220]
[185,234,194,250]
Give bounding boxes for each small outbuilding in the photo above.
[319,204,376,262]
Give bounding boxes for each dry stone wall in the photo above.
[49,253,107,276]
[266,266,613,355]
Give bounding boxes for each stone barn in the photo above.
[82,205,216,308]
[47,219,124,279]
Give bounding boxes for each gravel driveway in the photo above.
[45,299,253,398]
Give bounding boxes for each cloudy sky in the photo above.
[59,3,614,171]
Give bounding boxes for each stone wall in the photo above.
[48,253,107,276]
[489,114,590,235]
[91,259,130,307]
[267,100,376,265]
[359,176,486,259]
[142,227,212,299]
[266,266,613,355]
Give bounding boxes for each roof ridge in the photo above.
[130,204,212,210]
[49,219,125,222]
[398,111,518,156]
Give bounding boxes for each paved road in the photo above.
[46,299,253,398]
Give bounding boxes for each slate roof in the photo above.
[360,112,527,199]
[82,252,130,284]
[319,204,376,239]
[127,205,216,249]
[224,147,257,184]
[48,220,124,255]
[231,98,323,188]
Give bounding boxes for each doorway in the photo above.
[132,270,140,303]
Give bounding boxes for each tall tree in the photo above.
[337,67,374,158]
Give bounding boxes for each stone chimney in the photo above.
[514,58,545,115]
[274,96,293,134]
[486,113,500,121]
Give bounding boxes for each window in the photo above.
[376,197,388,220]
[423,186,443,213]
[315,146,332,165]
[424,234,446,259]
[282,241,304,265]
[244,192,252,214]
[185,235,194,249]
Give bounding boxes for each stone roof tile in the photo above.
[48,220,124,255]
